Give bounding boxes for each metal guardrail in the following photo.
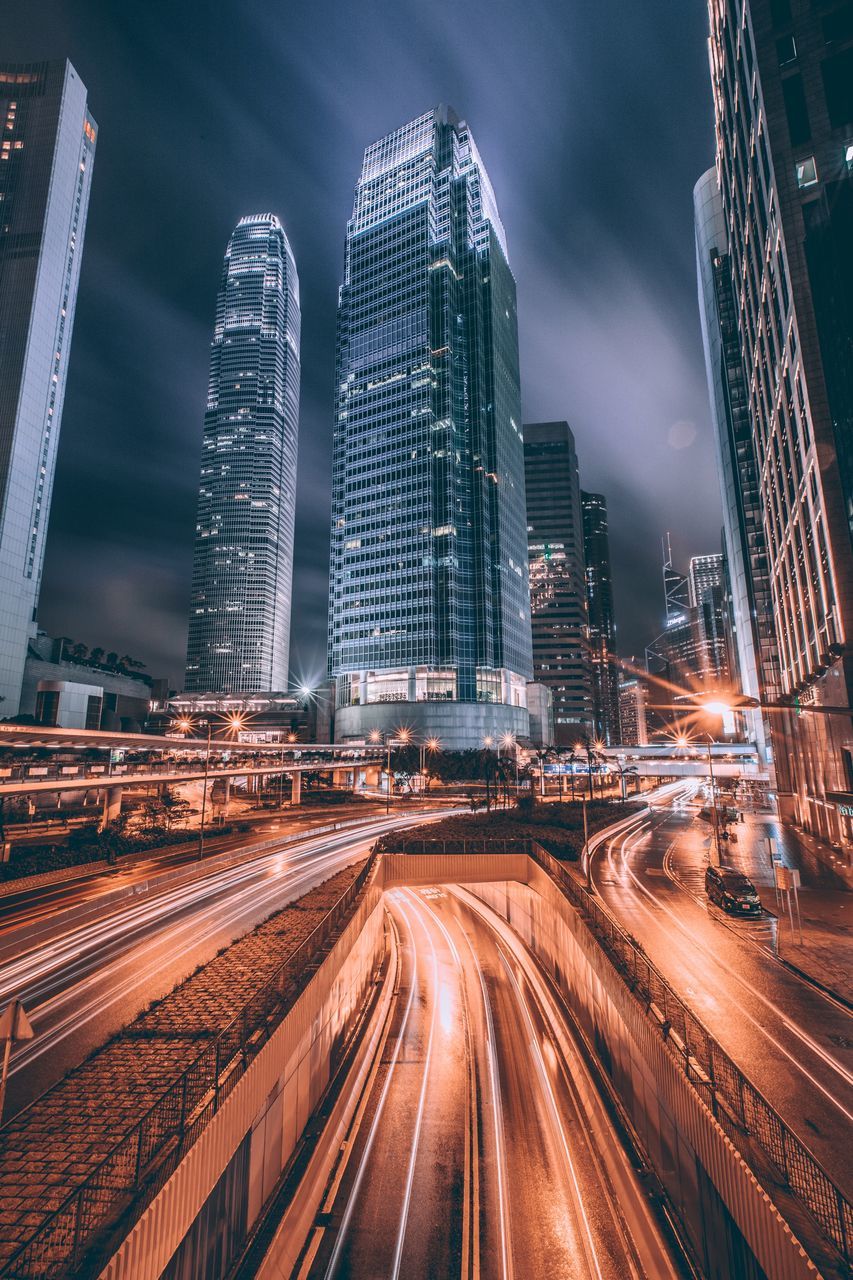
[397,834,852,1266]
[0,855,379,1279]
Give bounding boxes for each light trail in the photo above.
[494,941,605,1280]
[443,895,514,1280]
[389,894,441,1280]
[322,893,422,1279]
[601,821,853,1124]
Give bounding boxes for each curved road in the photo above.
[591,790,853,1194]
[0,811,441,1118]
[300,886,680,1280]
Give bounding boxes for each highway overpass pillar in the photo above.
[290,771,301,806]
[99,785,123,831]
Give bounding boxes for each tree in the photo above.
[89,647,106,665]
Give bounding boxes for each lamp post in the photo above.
[500,733,518,806]
[197,720,213,860]
[675,729,721,866]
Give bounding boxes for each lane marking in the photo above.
[602,823,853,1123]
[389,894,441,1280]
[323,893,421,1278]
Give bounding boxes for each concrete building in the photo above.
[20,634,157,730]
[618,678,649,747]
[151,691,318,742]
[0,61,96,715]
[581,491,621,744]
[524,422,593,746]
[328,107,532,749]
[525,681,555,747]
[688,552,732,688]
[185,215,300,695]
[706,0,853,851]
[694,166,782,769]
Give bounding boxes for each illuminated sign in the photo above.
[836,804,853,818]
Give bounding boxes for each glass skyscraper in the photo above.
[0,60,96,715]
[581,491,621,744]
[695,167,781,767]
[185,214,300,694]
[524,422,593,745]
[328,107,532,748]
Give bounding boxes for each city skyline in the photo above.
[5,1,719,687]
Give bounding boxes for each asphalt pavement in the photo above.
[0,810,441,1118]
[591,789,853,1195]
[302,885,681,1280]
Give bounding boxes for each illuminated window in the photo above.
[795,156,818,188]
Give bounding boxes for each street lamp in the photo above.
[178,712,246,860]
[500,732,518,804]
[675,729,722,866]
[421,736,441,794]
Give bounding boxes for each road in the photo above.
[301,885,681,1280]
[591,789,853,1194]
[0,810,440,1118]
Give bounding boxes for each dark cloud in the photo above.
[8,0,719,686]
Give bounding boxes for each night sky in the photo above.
[7,0,719,689]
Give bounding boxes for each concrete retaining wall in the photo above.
[99,879,385,1280]
[468,868,816,1280]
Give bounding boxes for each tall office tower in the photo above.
[707,0,853,846]
[0,61,96,716]
[328,107,532,749]
[524,422,592,745]
[695,165,783,766]
[581,491,621,743]
[618,678,649,746]
[688,552,732,686]
[185,215,300,695]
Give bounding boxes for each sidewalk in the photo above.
[725,812,852,1004]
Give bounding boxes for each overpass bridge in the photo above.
[547,742,770,781]
[0,725,385,824]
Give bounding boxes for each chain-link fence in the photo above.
[1,855,379,1279]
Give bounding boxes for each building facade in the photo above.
[695,168,782,768]
[689,552,733,687]
[0,61,96,716]
[328,107,532,749]
[524,422,593,745]
[185,215,300,695]
[618,678,649,746]
[581,491,621,743]
[707,0,853,850]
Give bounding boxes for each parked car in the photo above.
[705,865,762,914]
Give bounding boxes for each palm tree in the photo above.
[579,737,605,801]
[565,744,581,801]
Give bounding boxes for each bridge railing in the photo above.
[0,854,380,1280]
[394,835,851,1266]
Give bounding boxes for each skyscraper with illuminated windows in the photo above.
[0,60,95,715]
[703,0,853,849]
[524,422,593,745]
[328,107,532,748]
[185,214,300,694]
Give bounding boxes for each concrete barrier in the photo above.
[99,873,386,1280]
[465,867,817,1280]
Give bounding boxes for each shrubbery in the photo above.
[374,797,642,861]
[0,822,238,882]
